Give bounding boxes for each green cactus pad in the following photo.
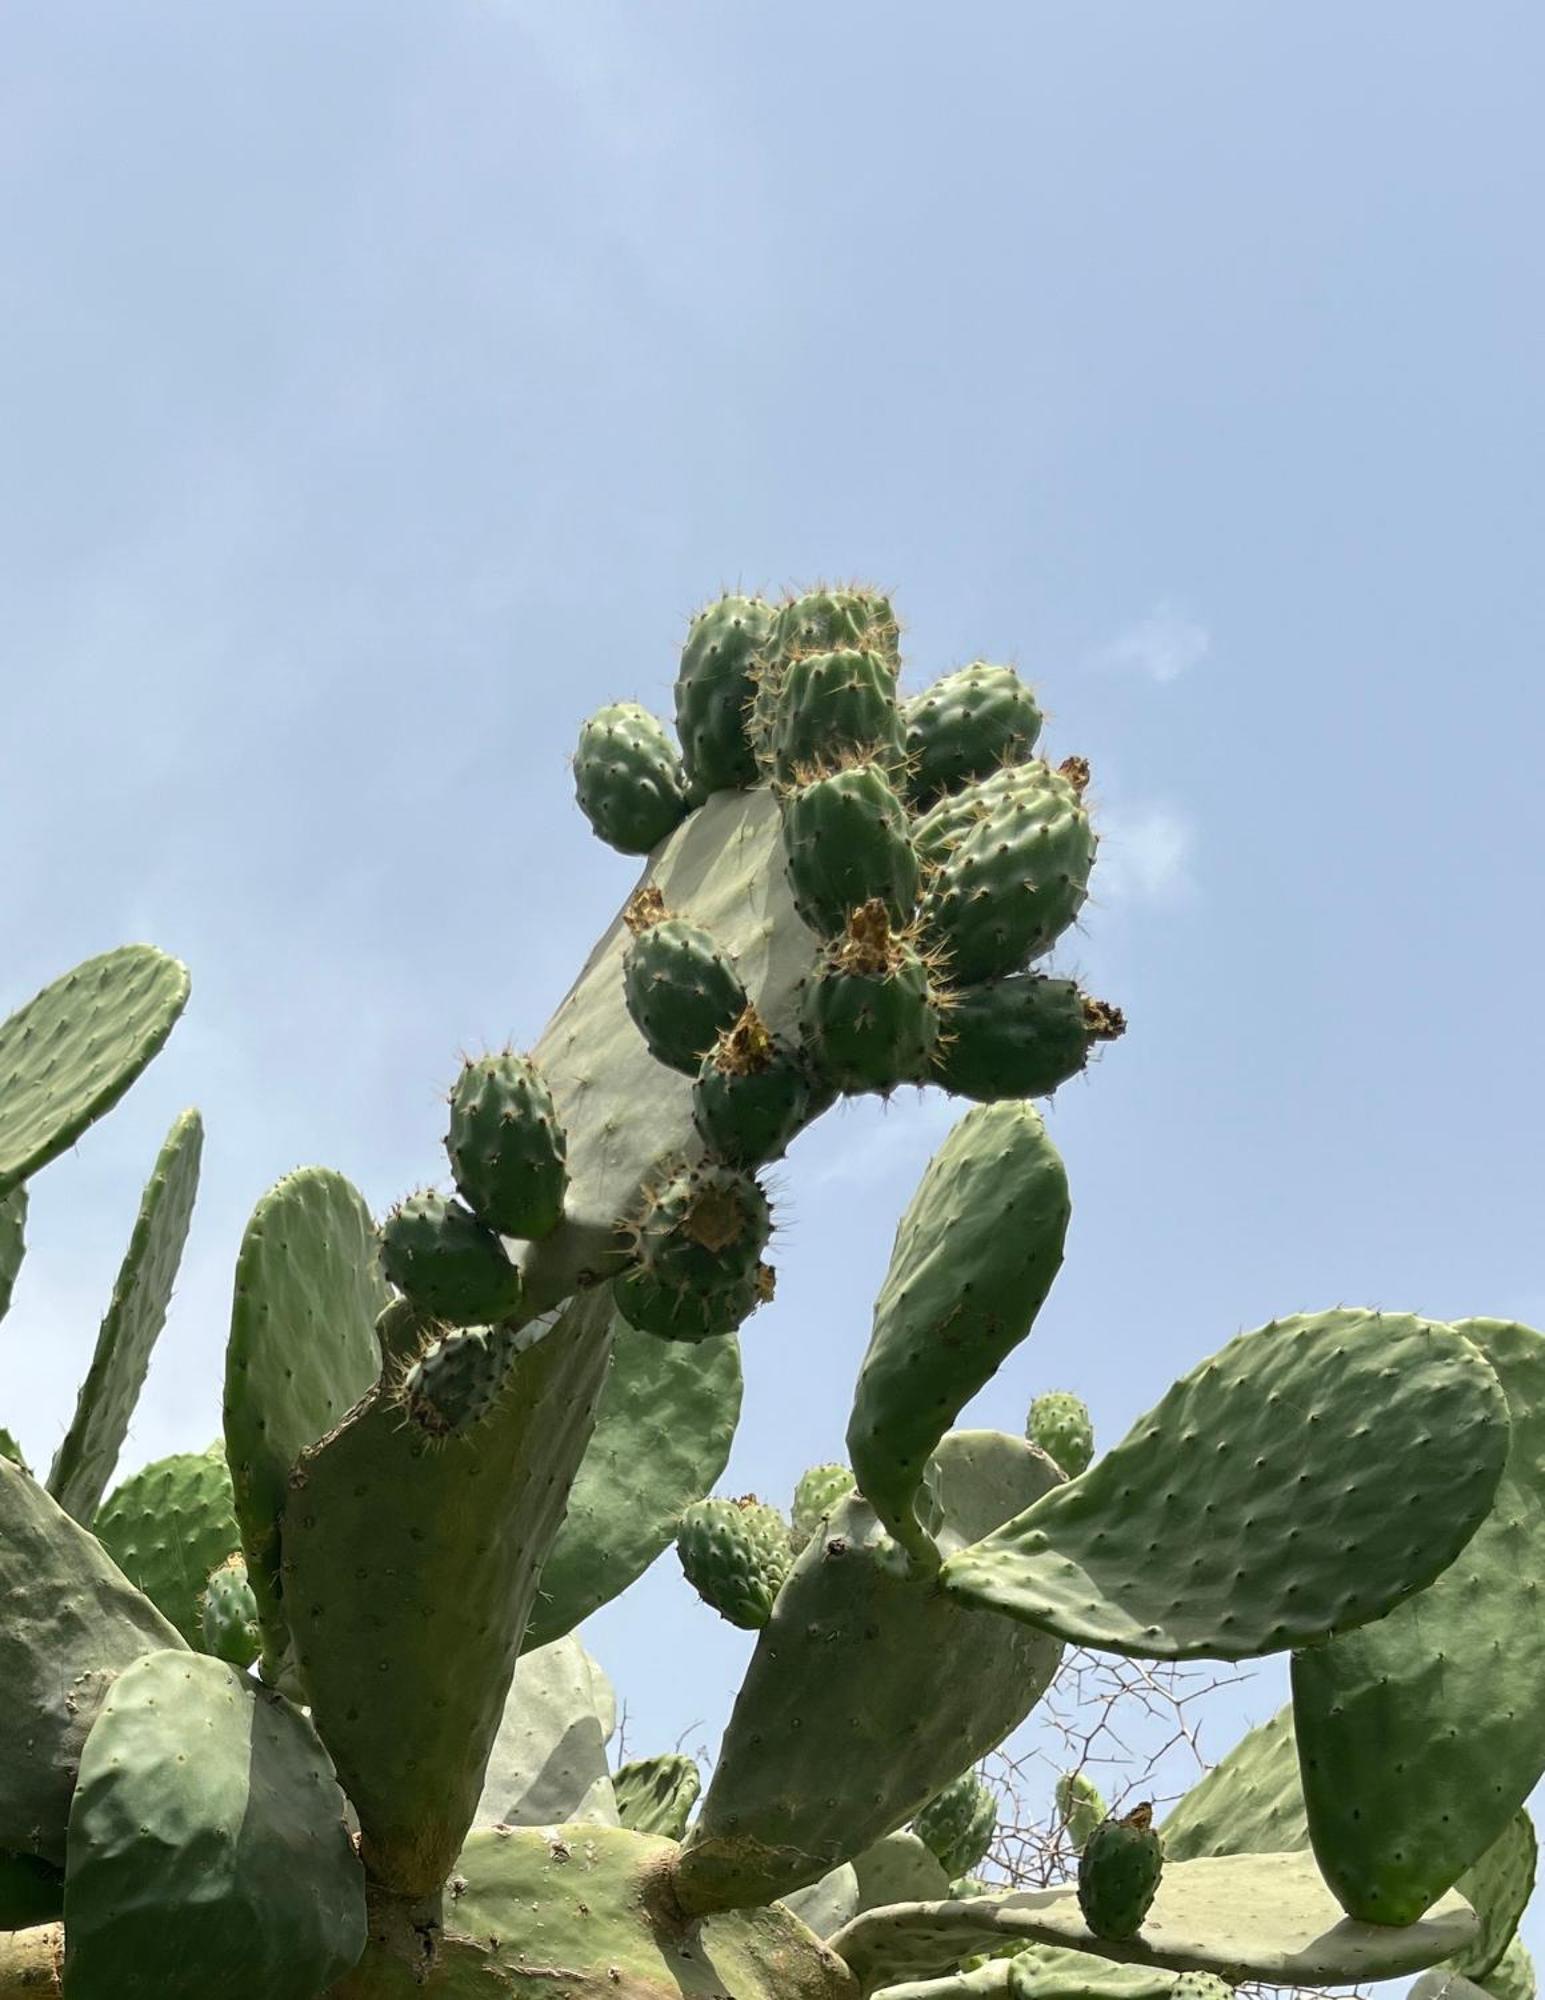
[94,1444,241,1646]
[850,1103,1069,1566]
[474,1635,619,1830]
[445,1050,568,1240]
[0,945,189,1200]
[790,1460,856,1551]
[676,1494,792,1629]
[934,977,1126,1103]
[573,700,691,855]
[380,1189,524,1326]
[0,1849,63,1929]
[676,593,775,793]
[623,910,751,1077]
[199,1552,261,1668]
[940,1309,1509,1660]
[1451,1813,1538,1981]
[614,1754,702,1841]
[1292,1317,1545,1924]
[827,1851,1477,1996]
[914,1773,999,1880]
[803,908,941,1093]
[1482,1935,1537,2000]
[768,648,906,785]
[0,1454,183,1863]
[0,1425,29,1472]
[0,1186,25,1325]
[1161,1706,1303,1861]
[854,1832,951,1912]
[524,1315,740,1649]
[62,1650,364,2000]
[903,663,1045,810]
[1079,1810,1165,1942]
[1027,1390,1094,1479]
[673,1431,1063,1915]
[223,1165,386,1676]
[282,1288,614,1896]
[46,1107,203,1523]
[784,1863,861,1940]
[781,761,921,939]
[693,1008,814,1168]
[1057,1771,1111,1852]
[397,1320,519,1436]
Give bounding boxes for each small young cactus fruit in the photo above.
[200,1553,260,1669]
[445,1051,567,1240]
[614,1259,772,1344]
[1077,1804,1164,1942]
[902,662,1044,809]
[398,1322,516,1438]
[779,759,921,940]
[573,701,691,855]
[933,976,1125,1103]
[767,587,901,669]
[675,594,773,794]
[789,1461,856,1552]
[1028,1390,1095,1479]
[692,1007,813,1169]
[912,1771,999,1879]
[1054,1769,1108,1852]
[802,902,942,1093]
[767,648,905,786]
[613,1753,702,1840]
[622,898,749,1077]
[1170,1976,1235,2000]
[949,1875,992,1900]
[676,1495,792,1629]
[631,1164,773,1296]
[379,1191,524,1326]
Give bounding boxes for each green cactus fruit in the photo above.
[949,1875,992,1900]
[768,587,901,669]
[199,1553,261,1669]
[903,662,1045,809]
[934,976,1126,1103]
[621,893,750,1077]
[445,1050,568,1240]
[692,1006,813,1168]
[379,1190,524,1326]
[631,1162,773,1298]
[913,1771,999,1879]
[0,1426,27,1473]
[1055,1769,1108,1851]
[912,757,1080,865]
[768,648,905,786]
[675,594,774,793]
[1029,1390,1095,1479]
[1171,1977,1235,2000]
[676,1494,792,1630]
[780,759,921,938]
[1078,1805,1165,1942]
[789,1461,856,1552]
[802,902,941,1093]
[614,1260,772,1344]
[614,1753,702,1840]
[573,701,691,855]
[398,1322,518,1437]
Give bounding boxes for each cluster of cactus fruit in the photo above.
[0,581,1539,2000]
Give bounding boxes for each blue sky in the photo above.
[3,0,1542,1946]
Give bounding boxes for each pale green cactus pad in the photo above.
[614,1754,702,1842]
[0,946,190,1199]
[93,1443,241,1646]
[0,1186,25,1325]
[852,1832,950,1912]
[47,1108,203,1523]
[784,1863,861,1941]
[940,1310,1508,1658]
[874,1945,1203,2000]
[474,1635,619,1830]
[62,1650,364,2000]
[1481,1935,1537,2000]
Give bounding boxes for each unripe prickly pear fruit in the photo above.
[932,977,1125,1103]
[767,649,905,786]
[1028,1390,1095,1479]
[631,1163,772,1296]
[622,893,749,1077]
[1054,1769,1107,1852]
[913,1771,999,1879]
[692,1007,813,1169]
[1170,1974,1235,2000]
[676,1494,792,1629]
[200,1553,260,1669]
[902,662,1044,809]
[789,1461,855,1552]
[949,1876,992,1900]
[1077,1804,1164,1941]
[614,1753,702,1840]
[380,1191,524,1326]
[675,594,774,794]
[573,702,691,855]
[399,1322,516,1437]
[767,587,901,669]
[445,1051,567,1240]
[780,759,920,939]
[615,1259,772,1344]
[802,902,941,1093]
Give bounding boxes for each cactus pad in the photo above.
[0,1186,24,1325]
[615,1752,702,1840]
[676,1494,792,1629]
[94,1443,241,1646]
[854,1832,951,1912]
[445,1050,567,1240]
[1079,1808,1165,1941]
[379,1189,524,1325]
[573,701,691,855]
[934,977,1125,1103]
[474,1635,619,1830]
[1057,1770,1109,1851]
[1028,1390,1095,1479]
[676,593,774,793]
[903,662,1045,809]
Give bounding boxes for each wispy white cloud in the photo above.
[1094,802,1198,907]
[1095,601,1210,684]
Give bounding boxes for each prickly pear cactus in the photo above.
[1078,1805,1165,1942]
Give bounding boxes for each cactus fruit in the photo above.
[802,902,942,1093]
[397,1321,517,1437]
[767,586,901,669]
[622,898,750,1076]
[913,1771,999,1879]
[614,1753,702,1840]
[692,1006,813,1167]
[1171,1977,1235,2000]
[790,1461,856,1552]
[676,1495,792,1629]
[573,701,691,854]
[1056,1769,1109,1851]
[199,1553,261,1669]
[1029,1390,1096,1479]
[675,594,774,793]
[780,759,921,938]
[767,647,906,785]
[627,1161,773,1298]
[445,1051,567,1240]
[933,975,1126,1103]
[379,1190,524,1326]
[903,661,1045,809]
[1078,1806,1165,1942]
[615,1259,772,1344]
